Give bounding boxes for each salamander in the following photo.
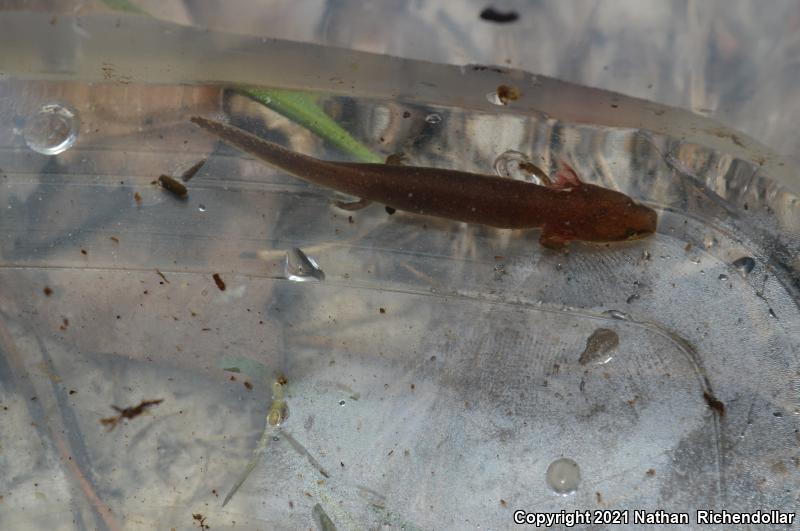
[191,116,657,248]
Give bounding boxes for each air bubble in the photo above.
[284,248,325,282]
[603,309,630,321]
[546,458,580,495]
[267,401,288,427]
[486,92,504,106]
[578,328,619,365]
[24,103,79,155]
[493,150,549,184]
[424,113,442,124]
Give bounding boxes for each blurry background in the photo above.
[10,0,800,167]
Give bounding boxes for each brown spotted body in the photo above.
[192,117,657,248]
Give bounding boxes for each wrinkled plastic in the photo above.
[0,6,797,531]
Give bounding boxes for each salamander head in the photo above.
[601,192,659,243]
[539,185,658,249]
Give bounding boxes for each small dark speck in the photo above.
[80,249,87,255]
[243,381,253,390]
[379,308,386,314]
[479,6,519,23]
[410,383,415,390]
[402,111,411,118]
[646,468,656,477]
[773,411,783,417]
[69,389,77,395]
[43,287,53,296]
[610,104,619,109]
[385,206,396,215]
[212,273,226,291]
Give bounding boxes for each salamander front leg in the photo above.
[333,198,372,211]
[539,227,569,250]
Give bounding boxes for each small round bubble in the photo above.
[24,103,79,155]
[546,458,580,495]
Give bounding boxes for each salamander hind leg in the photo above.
[548,159,583,191]
[333,198,372,211]
[385,153,407,166]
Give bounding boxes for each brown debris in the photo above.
[158,175,188,198]
[192,513,209,530]
[496,84,520,105]
[180,159,206,182]
[100,399,164,431]
[703,391,725,417]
